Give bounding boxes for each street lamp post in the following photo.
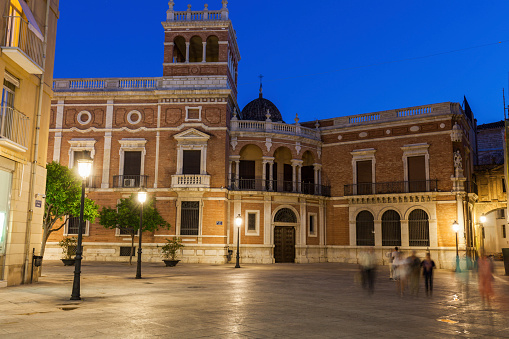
[70,159,92,300]
[480,214,486,257]
[235,214,242,268]
[136,188,147,279]
[452,220,460,272]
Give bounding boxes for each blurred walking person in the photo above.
[478,255,494,307]
[421,253,435,296]
[408,251,421,296]
[393,251,408,296]
[388,247,399,280]
[359,247,377,294]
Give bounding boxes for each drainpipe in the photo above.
[23,0,51,283]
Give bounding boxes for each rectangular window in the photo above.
[185,107,202,121]
[247,213,256,231]
[503,225,506,238]
[245,211,259,235]
[66,215,87,235]
[183,150,201,174]
[123,151,142,187]
[356,160,372,195]
[120,247,136,256]
[408,155,426,192]
[503,178,506,193]
[309,214,317,236]
[181,201,199,235]
[497,209,505,219]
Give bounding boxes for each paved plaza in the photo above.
[1,261,509,338]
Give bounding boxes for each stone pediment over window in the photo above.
[173,128,210,144]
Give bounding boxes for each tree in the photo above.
[99,194,171,264]
[41,161,99,258]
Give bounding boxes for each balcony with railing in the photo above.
[112,175,149,189]
[171,174,211,188]
[230,119,321,141]
[0,106,29,152]
[344,180,439,196]
[228,177,331,197]
[2,16,43,74]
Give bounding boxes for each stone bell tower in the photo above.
[162,1,240,98]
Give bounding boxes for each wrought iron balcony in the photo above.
[228,177,331,197]
[0,106,29,152]
[2,16,43,74]
[112,175,149,188]
[344,180,438,196]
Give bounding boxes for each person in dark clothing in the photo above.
[421,253,436,296]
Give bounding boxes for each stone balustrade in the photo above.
[53,78,161,91]
[166,1,229,22]
[230,119,321,141]
[333,102,463,127]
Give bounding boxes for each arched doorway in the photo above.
[273,208,298,263]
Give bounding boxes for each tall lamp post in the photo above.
[480,214,486,257]
[452,220,460,272]
[235,214,242,268]
[70,159,92,300]
[136,188,147,279]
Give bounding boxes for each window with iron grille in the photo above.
[274,208,297,223]
[66,215,86,235]
[356,210,374,246]
[181,201,199,235]
[247,213,256,231]
[382,210,401,246]
[120,246,136,256]
[408,209,429,246]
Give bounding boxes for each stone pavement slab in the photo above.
[0,261,508,338]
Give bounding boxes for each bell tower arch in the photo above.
[162,1,240,99]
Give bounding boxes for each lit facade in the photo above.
[46,1,477,268]
[0,0,59,286]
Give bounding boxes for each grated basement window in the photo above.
[120,246,136,256]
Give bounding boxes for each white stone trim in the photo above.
[174,129,210,175]
[308,212,318,237]
[245,210,260,236]
[118,138,147,179]
[185,106,202,122]
[351,148,376,195]
[401,143,430,184]
[127,110,142,125]
[77,111,92,125]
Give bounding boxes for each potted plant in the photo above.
[161,237,184,267]
[59,237,77,266]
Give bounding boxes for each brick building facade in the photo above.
[46,1,478,268]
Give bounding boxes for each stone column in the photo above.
[401,219,410,247]
[292,160,303,193]
[262,156,274,192]
[202,42,207,63]
[228,160,233,187]
[185,42,190,63]
[235,160,240,189]
[313,163,322,195]
[269,161,274,191]
[229,155,240,189]
[262,159,267,191]
[374,220,382,247]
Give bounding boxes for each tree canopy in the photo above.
[41,161,99,257]
[99,194,170,234]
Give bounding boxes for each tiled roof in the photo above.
[477,120,505,130]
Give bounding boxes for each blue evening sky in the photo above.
[54,1,509,124]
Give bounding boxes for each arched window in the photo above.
[189,36,203,62]
[409,209,429,246]
[173,36,186,63]
[382,210,401,246]
[206,35,219,62]
[356,211,374,246]
[274,208,297,223]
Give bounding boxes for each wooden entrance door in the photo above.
[274,226,295,263]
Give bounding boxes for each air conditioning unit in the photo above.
[123,179,136,187]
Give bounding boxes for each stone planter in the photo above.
[163,259,180,267]
[61,259,76,266]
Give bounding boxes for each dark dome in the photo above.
[241,94,284,122]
